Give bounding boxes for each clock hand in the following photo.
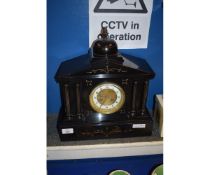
[100,103,103,108]
[100,99,106,108]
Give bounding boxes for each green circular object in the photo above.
[109,170,130,175]
[151,164,163,175]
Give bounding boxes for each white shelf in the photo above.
[47,140,163,160]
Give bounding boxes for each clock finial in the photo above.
[98,27,109,39]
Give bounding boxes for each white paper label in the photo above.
[132,124,146,128]
[89,0,153,49]
[62,128,74,134]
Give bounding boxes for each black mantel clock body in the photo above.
[55,28,155,141]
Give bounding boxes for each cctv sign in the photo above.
[89,0,153,49]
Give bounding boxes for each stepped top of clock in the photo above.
[55,53,155,81]
[55,27,155,81]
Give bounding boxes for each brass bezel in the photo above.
[89,82,125,114]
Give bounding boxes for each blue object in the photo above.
[47,154,163,175]
[47,0,163,114]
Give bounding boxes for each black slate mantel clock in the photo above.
[55,27,155,141]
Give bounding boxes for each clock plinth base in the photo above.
[57,110,153,141]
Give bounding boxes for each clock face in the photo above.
[89,82,125,114]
